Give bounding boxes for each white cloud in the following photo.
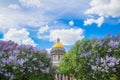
[46,48,51,53]
[0,13,15,30]
[2,28,36,46]
[18,0,89,19]
[0,0,88,47]
[84,0,120,26]
[8,4,21,9]
[96,17,104,27]
[85,0,120,17]
[49,28,84,45]
[19,0,41,8]
[0,7,51,33]
[84,17,104,27]
[0,0,89,33]
[38,25,49,34]
[69,20,74,26]
[0,9,26,32]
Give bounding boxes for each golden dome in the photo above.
[52,38,64,48]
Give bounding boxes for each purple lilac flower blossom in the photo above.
[108,40,119,48]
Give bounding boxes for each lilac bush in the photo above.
[78,34,120,80]
[58,34,120,80]
[0,40,55,80]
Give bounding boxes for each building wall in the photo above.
[55,74,72,80]
[51,53,73,80]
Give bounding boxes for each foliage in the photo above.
[58,34,120,80]
[0,40,56,80]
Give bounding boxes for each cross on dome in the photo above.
[57,38,60,42]
[52,38,64,48]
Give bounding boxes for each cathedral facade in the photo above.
[50,38,72,80]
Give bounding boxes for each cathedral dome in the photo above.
[52,38,64,48]
[51,38,65,54]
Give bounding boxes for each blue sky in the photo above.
[0,0,120,52]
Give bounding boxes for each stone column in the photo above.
[70,77,72,80]
[55,74,57,80]
[59,74,61,80]
[62,74,65,80]
[62,74,64,80]
[66,76,68,80]
[52,55,54,61]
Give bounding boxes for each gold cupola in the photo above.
[51,38,66,54]
[52,38,64,49]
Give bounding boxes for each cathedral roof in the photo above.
[52,38,64,49]
[51,38,66,54]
